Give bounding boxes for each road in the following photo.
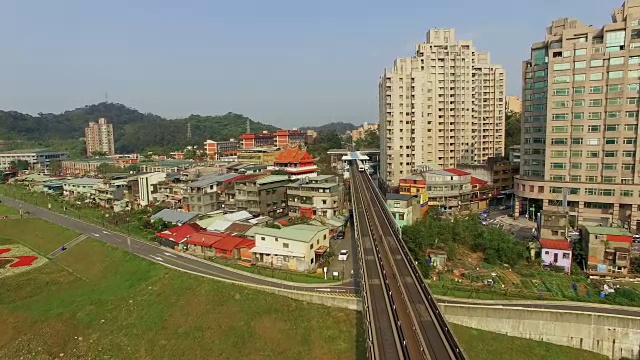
[4,194,640,319]
[0,195,356,295]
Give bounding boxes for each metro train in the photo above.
[356,159,365,172]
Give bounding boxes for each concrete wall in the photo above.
[439,304,640,360]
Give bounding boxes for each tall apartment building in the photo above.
[351,122,379,142]
[515,0,640,230]
[506,96,523,113]
[85,118,115,156]
[380,28,506,186]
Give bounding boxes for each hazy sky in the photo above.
[0,0,617,128]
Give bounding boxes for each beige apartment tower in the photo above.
[379,28,506,186]
[85,117,115,156]
[515,1,640,230]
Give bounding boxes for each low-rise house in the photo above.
[183,173,241,214]
[0,149,68,174]
[537,210,573,273]
[151,209,199,225]
[287,175,343,219]
[385,193,421,227]
[62,178,104,198]
[539,239,572,272]
[582,226,633,274]
[137,172,166,207]
[250,224,330,271]
[235,175,289,218]
[61,158,123,177]
[155,223,203,249]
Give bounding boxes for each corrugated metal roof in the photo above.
[151,209,199,224]
[253,224,328,243]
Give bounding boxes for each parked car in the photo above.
[335,231,345,240]
[338,250,349,261]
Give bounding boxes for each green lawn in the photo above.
[0,203,19,216]
[0,218,79,254]
[452,324,606,360]
[0,220,363,360]
[213,258,339,284]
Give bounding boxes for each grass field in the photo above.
[0,203,19,216]
[452,325,607,360]
[0,220,363,359]
[0,218,79,254]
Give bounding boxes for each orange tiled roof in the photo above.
[274,147,314,163]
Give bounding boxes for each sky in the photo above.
[0,0,619,128]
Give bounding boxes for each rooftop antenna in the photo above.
[246,118,251,133]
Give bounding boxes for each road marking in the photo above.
[92,233,100,237]
[150,256,164,261]
[316,288,332,292]
[315,288,346,292]
[163,252,177,258]
[102,231,109,234]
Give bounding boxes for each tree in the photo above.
[48,160,62,175]
[152,218,168,232]
[9,160,30,172]
[308,130,343,174]
[183,148,197,160]
[354,129,380,150]
[95,162,120,176]
[505,111,521,156]
[91,151,108,157]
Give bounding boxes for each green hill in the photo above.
[0,102,279,156]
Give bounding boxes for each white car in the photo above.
[338,250,349,261]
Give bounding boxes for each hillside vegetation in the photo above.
[0,102,279,156]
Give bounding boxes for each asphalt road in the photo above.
[4,195,640,318]
[0,195,356,295]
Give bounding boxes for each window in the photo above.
[554,75,571,83]
[604,151,618,157]
[589,72,603,81]
[630,69,640,78]
[627,97,640,105]
[630,56,640,64]
[552,126,568,133]
[534,70,546,77]
[606,124,620,132]
[553,63,570,70]
[552,113,569,120]
[605,30,625,52]
[609,70,624,79]
[575,49,587,56]
[532,48,546,65]
[588,111,602,119]
[622,164,635,171]
[623,150,636,157]
[552,101,569,108]
[586,150,599,157]
[588,99,602,107]
[574,74,586,81]
[562,252,570,260]
[553,88,570,95]
[627,111,639,118]
[570,175,581,182]
[550,175,565,181]
[585,188,597,195]
[586,163,599,171]
[533,104,545,111]
[571,125,583,133]
[572,137,583,145]
[586,176,598,183]
[629,83,640,91]
[574,60,586,69]
[551,150,567,157]
[589,86,603,94]
[574,86,585,94]
[608,97,622,105]
[550,163,566,169]
[621,190,634,197]
[551,138,568,145]
[624,124,638,131]
[624,137,637,144]
[570,150,582,157]
[603,163,617,170]
[590,59,604,67]
[610,57,625,65]
[573,112,584,120]
[571,162,582,169]
[283,243,289,249]
[573,99,585,107]
[533,81,547,89]
[587,125,601,132]
[608,84,623,92]
[605,138,618,144]
[607,111,621,119]
[599,189,615,196]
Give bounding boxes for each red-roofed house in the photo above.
[269,146,318,178]
[155,223,203,249]
[540,239,572,273]
[583,226,633,274]
[184,231,226,257]
[443,168,470,176]
[212,236,255,259]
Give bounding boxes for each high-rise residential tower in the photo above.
[515,0,640,229]
[85,117,115,156]
[379,28,506,186]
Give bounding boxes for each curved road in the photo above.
[0,195,355,295]
[4,194,640,318]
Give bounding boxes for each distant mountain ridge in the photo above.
[300,121,357,134]
[0,102,279,154]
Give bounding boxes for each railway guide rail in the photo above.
[351,162,467,360]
